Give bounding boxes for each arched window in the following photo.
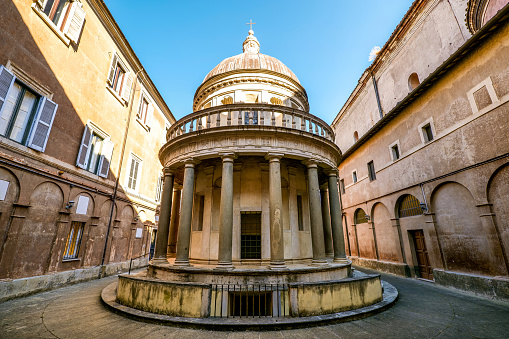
[270,97,283,105]
[221,96,233,105]
[354,208,368,224]
[398,194,423,218]
[353,131,359,142]
[408,73,420,91]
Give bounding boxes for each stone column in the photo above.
[167,185,181,257]
[320,186,334,257]
[305,160,327,264]
[217,153,235,268]
[265,153,286,269]
[152,169,174,264]
[327,170,349,263]
[174,160,197,266]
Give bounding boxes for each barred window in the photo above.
[398,194,423,218]
[241,212,262,259]
[63,221,84,260]
[354,208,368,224]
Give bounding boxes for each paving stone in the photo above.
[1,268,508,338]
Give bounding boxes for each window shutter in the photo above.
[107,53,118,85]
[136,94,144,119]
[0,66,15,115]
[97,139,114,178]
[75,125,92,169]
[121,72,133,103]
[64,2,86,44]
[146,104,154,129]
[36,0,44,9]
[27,97,58,152]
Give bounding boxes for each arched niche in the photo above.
[372,202,399,262]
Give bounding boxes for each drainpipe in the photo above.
[100,68,144,269]
[371,70,384,120]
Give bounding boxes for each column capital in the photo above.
[265,153,284,162]
[163,168,176,176]
[219,152,236,162]
[325,168,339,177]
[184,158,199,167]
[173,183,183,191]
[303,159,319,168]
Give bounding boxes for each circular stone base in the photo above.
[101,276,398,331]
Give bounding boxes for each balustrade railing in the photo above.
[167,104,334,142]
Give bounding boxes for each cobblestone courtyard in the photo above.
[1,268,508,338]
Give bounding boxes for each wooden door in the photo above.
[412,230,433,280]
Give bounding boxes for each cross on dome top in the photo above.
[242,24,260,54]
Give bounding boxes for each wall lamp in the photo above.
[65,201,75,210]
[420,203,428,213]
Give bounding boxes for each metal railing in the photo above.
[128,253,149,274]
[210,283,289,318]
[167,103,335,142]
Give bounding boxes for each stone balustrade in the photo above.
[167,104,335,142]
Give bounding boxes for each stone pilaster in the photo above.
[167,184,182,257]
[320,185,334,257]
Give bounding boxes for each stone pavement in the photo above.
[1,267,508,339]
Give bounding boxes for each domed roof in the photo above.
[202,30,300,84]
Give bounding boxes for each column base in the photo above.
[333,257,351,264]
[173,259,192,267]
[214,262,235,270]
[151,258,169,265]
[326,253,334,258]
[268,261,287,270]
[310,259,328,266]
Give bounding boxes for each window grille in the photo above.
[211,284,289,318]
[63,221,84,260]
[352,171,358,183]
[241,212,261,259]
[398,194,423,218]
[391,144,400,160]
[422,124,434,142]
[354,208,368,224]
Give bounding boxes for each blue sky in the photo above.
[105,1,414,123]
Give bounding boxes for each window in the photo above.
[352,171,358,183]
[367,161,376,181]
[418,119,435,144]
[155,174,163,202]
[126,153,142,191]
[63,221,84,260]
[35,0,86,44]
[353,131,359,142]
[107,53,133,103]
[297,195,304,231]
[244,111,258,125]
[354,208,368,224]
[390,141,400,161]
[339,179,345,195]
[193,195,205,231]
[0,66,57,152]
[241,212,262,259]
[422,123,433,142]
[137,93,153,130]
[76,123,113,178]
[408,73,420,91]
[398,194,423,218]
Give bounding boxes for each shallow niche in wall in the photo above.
[408,73,420,91]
